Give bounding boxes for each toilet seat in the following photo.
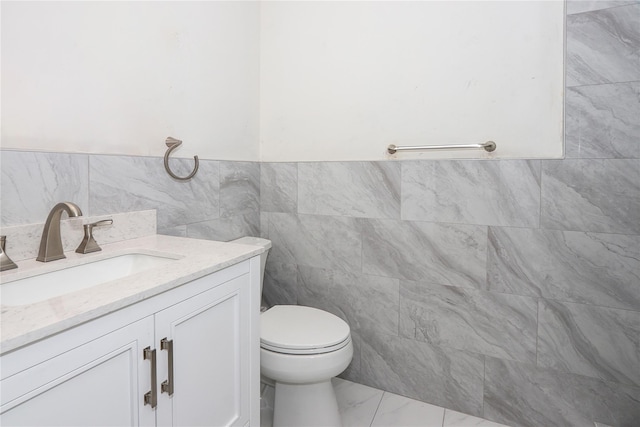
[261,305,351,355]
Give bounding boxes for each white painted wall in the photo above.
[259,1,565,161]
[1,1,260,161]
[2,1,564,162]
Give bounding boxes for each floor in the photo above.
[260,378,511,427]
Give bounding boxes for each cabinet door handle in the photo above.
[160,338,174,396]
[143,347,157,408]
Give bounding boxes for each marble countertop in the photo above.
[0,235,265,354]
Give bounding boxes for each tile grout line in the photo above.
[369,391,386,427]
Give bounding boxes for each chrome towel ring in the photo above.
[164,137,199,181]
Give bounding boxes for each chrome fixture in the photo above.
[164,137,199,181]
[75,219,113,254]
[387,141,497,154]
[1,235,18,271]
[37,202,83,262]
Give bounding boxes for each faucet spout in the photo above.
[37,202,83,262]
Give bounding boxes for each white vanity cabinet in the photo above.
[0,259,258,427]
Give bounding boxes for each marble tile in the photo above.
[537,299,640,387]
[1,151,89,227]
[260,163,297,213]
[297,265,400,336]
[566,5,640,86]
[341,332,363,383]
[298,162,401,219]
[89,155,220,229]
[0,210,156,262]
[487,227,640,310]
[267,213,362,274]
[360,331,485,417]
[483,357,640,427]
[263,260,297,307]
[540,159,640,234]
[259,212,269,239]
[219,161,260,218]
[565,82,640,159]
[567,0,638,15]
[443,409,510,427]
[401,160,540,228]
[333,377,384,427]
[361,219,487,289]
[157,224,187,238]
[400,281,537,363]
[371,391,445,427]
[185,212,259,242]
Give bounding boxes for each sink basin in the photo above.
[1,253,177,306]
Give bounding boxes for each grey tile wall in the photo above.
[1,153,260,243]
[259,5,640,426]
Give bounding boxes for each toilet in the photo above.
[231,237,353,427]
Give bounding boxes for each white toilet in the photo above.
[231,237,353,427]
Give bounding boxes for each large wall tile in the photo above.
[260,162,297,213]
[566,5,640,86]
[402,160,540,227]
[298,265,399,336]
[566,82,640,159]
[263,259,298,307]
[537,299,640,387]
[400,281,537,363]
[540,159,640,234]
[359,330,485,417]
[487,227,640,310]
[185,212,259,242]
[89,155,220,229]
[361,219,487,288]
[219,161,260,218]
[267,213,362,273]
[484,357,640,427]
[298,162,401,219]
[567,0,638,15]
[1,151,89,226]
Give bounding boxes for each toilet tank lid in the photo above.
[261,305,350,351]
[229,236,272,250]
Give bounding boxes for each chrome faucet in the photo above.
[37,202,83,262]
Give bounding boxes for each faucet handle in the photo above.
[75,219,113,254]
[1,235,18,271]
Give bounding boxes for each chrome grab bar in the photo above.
[387,141,496,154]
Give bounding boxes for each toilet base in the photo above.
[273,380,342,427]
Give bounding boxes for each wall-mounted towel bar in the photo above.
[387,141,496,154]
[164,137,199,181]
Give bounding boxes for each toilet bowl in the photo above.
[230,237,353,427]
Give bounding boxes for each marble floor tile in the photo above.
[443,409,510,427]
[371,392,445,427]
[333,378,384,427]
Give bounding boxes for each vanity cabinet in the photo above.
[0,259,258,427]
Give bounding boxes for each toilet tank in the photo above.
[229,237,272,295]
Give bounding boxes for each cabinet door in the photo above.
[0,317,155,427]
[155,273,250,427]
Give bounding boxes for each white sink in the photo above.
[1,253,177,306]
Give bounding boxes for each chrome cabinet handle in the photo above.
[143,347,157,408]
[160,338,174,396]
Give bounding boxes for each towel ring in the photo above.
[163,137,199,181]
